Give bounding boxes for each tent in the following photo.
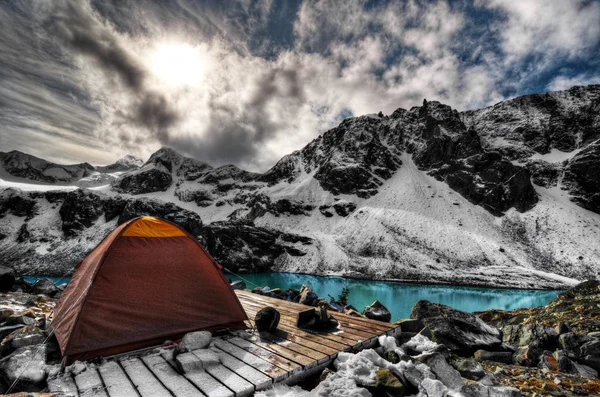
[51,216,248,363]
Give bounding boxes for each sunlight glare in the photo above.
[149,43,205,87]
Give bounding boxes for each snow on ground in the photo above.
[0,178,78,192]
[530,148,581,163]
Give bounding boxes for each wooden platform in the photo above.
[47,290,400,397]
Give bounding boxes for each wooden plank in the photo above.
[269,320,351,351]
[74,367,108,397]
[225,336,304,372]
[243,306,359,347]
[205,365,254,397]
[120,358,173,397]
[48,373,79,397]
[237,290,396,331]
[98,361,139,397]
[141,354,202,397]
[266,327,339,356]
[182,367,234,397]
[238,293,392,335]
[234,330,328,364]
[208,347,273,391]
[231,333,318,368]
[212,339,288,382]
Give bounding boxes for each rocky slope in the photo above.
[1,85,600,288]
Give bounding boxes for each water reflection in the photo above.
[226,273,562,321]
[25,273,562,321]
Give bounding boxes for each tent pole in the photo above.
[60,356,68,373]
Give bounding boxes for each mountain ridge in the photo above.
[1,84,599,289]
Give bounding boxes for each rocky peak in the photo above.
[95,154,144,172]
[0,150,94,183]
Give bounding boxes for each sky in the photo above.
[0,0,599,171]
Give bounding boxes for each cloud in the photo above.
[0,0,598,170]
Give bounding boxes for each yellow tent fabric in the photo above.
[121,216,187,237]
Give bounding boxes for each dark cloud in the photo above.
[48,0,179,143]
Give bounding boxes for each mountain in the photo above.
[95,154,144,173]
[0,152,144,188]
[1,85,599,289]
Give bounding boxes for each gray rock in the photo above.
[176,331,212,354]
[474,350,513,364]
[29,279,60,297]
[0,325,25,340]
[410,300,503,355]
[452,357,485,380]
[0,344,47,389]
[396,319,424,333]
[558,332,589,357]
[512,345,543,367]
[502,324,558,350]
[255,307,280,332]
[3,326,45,350]
[193,349,220,369]
[462,384,523,397]
[0,265,15,292]
[299,284,318,305]
[175,352,203,373]
[417,353,464,391]
[588,331,600,339]
[579,339,600,372]
[363,300,391,322]
[230,280,246,290]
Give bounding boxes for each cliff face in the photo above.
[1,85,600,288]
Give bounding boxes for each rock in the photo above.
[556,322,572,335]
[29,279,60,297]
[299,284,318,306]
[554,350,599,378]
[384,351,401,364]
[512,345,543,367]
[588,331,600,339]
[3,315,35,327]
[502,324,558,350]
[417,353,464,391]
[363,300,391,322]
[0,344,47,390]
[370,368,405,397]
[461,384,522,397]
[255,307,280,332]
[572,362,598,378]
[558,332,589,357]
[0,325,25,341]
[395,319,424,333]
[474,350,514,364]
[319,367,335,383]
[452,357,485,380]
[176,331,212,354]
[579,339,600,372]
[175,352,204,373]
[230,281,246,290]
[58,189,105,236]
[0,266,15,293]
[194,349,220,369]
[2,326,45,350]
[537,352,559,371]
[112,162,173,195]
[410,300,503,355]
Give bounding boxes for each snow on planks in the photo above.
[48,290,400,397]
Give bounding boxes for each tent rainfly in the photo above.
[51,216,248,363]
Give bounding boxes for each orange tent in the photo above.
[51,216,247,363]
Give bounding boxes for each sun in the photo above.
[149,42,206,87]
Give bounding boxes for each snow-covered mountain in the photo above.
[1,85,599,289]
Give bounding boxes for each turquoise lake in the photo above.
[27,272,563,321]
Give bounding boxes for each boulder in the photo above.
[417,352,464,391]
[176,331,212,354]
[579,339,600,372]
[554,350,599,378]
[363,300,391,323]
[2,326,45,350]
[461,384,522,397]
[299,284,318,306]
[512,345,543,367]
[502,324,558,350]
[230,281,246,290]
[410,300,503,355]
[537,352,559,371]
[0,344,47,390]
[452,358,485,380]
[29,279,60,297]
[255,307,280,332]
[558,332,589,357]
[369,368,405,397]
[395,319,424,333]
[0,266,15,293]
[474,350,513,364]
